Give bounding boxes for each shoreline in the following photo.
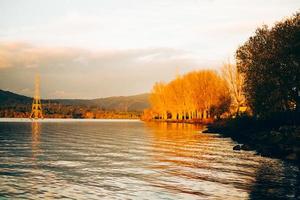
[0,118,141,123]
[141,119,213,124]
[144,118,300,165]
[204,119,300,165]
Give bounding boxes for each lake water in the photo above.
[0,119,299,199]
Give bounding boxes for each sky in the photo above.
[0,0,299,99]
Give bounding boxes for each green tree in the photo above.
[236,12,300,116]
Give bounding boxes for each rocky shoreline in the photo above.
[204,118,300,165]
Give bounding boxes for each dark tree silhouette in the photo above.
[236,12,300,116]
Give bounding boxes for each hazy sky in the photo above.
[0,0,299,99]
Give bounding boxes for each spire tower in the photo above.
[30,74,43,119]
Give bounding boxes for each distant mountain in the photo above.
[0,90,32,106]
[91,93,150,111]
[0,89,150,112]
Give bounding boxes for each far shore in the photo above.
[0,118,141,122]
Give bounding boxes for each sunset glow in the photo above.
[0,0,299,98]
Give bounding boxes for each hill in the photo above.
[0,89,150,112]
[0,90,32,106]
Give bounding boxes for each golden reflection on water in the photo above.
[145,122,213,167]
[144,122,221,196]
[145,122,206,141]
[31,122,56,199]
[31,121,41,159]
[145,122,211,163]
[30,122,41,198]
[0,121,298,199]
[145,122,299,199]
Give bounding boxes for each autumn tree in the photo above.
[149,82,168,119]
[222,60,245,115]
[147,70,231,121]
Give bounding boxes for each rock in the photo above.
[286,153,297,161]
[293,147,300,154]
[267,131,283,144]
[279,125,297,135]
[202,129,213,133]
[270,130,281,136]
[233,145,241,151]
[256,131,269,141]
[241,144,252,151]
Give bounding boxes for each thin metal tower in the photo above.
[30,74,43,119]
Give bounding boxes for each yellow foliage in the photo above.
[146,70,231,121]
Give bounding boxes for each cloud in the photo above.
[0,41,211,98]
[1,0,298,98]
[0,41,78,68]
[0,41,196,69]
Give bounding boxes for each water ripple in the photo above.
[0,120,299,199]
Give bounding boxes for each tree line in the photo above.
[143,70,233,121]
[0,103,141,119]
[145,12,299,121]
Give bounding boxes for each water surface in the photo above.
[0,119,299,199]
